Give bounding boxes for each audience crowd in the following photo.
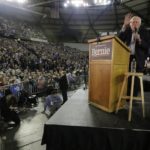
[0,15,47,40]
[0,37,88,90]
[0,14,89,126]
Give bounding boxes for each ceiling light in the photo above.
[5,0,27,3]
[64,3,68,7]
[64,0,89,7]
[94,0,111,5]
[17,0,27,3]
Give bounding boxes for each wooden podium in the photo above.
[88,35,130,112]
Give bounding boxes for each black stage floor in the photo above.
[42,88,150,150]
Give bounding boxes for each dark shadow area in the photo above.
[3,124,20,150]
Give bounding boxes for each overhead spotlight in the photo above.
[94,0,111,5]
[17,0,27,3]
[6,0,27,3]
[71,0,83,7]
[64,3,68,7]
[83,3,89,7]
[64,0,89,7]
[66,0,70,4]
[94,0,97,3]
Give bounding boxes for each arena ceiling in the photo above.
[0,0,150,42]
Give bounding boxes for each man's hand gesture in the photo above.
[123,13,133,27]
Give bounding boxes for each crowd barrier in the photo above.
[0,74,88,100]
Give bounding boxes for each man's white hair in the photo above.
[130,16,141,26]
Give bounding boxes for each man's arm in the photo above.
[118,13,133,42]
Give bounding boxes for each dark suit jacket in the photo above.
[118,26,150,72]
[58,74,68,90]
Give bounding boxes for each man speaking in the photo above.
[118,13,150,96]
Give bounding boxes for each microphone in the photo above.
[134,27,140,42]
[96,36,101,42]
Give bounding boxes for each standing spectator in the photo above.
[58,71,68,104]
[83,65,88,90]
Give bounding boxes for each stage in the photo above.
[41,88,150,150]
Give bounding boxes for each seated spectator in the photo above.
[37,75,46,90]
[42,88,63,116]
[0,91,4,98]
[10,82,22,97]
[0,73,5,86]
[66,71,76,89]
[18,90,29,107]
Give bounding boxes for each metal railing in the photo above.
[0,74,88,99]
